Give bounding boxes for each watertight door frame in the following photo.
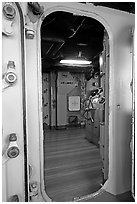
[26,2,134,201]
[37,4,112,201]
[131,29,135,198]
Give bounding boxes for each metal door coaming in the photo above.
[27,2,134,201]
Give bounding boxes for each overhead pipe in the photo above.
[50,42,65,59]
[42,36,65,43]
[68,18,85,38]
[42,16,86,60]
[52,17,86,58]
[45,43,54,55]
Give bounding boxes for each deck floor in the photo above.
[43,127,103,202]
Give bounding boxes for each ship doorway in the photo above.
[41,10,109,202]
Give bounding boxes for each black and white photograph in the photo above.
[2,1,135,202]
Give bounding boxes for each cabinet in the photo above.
[85,109,100,147]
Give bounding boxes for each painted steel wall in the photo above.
[2,2,26,202]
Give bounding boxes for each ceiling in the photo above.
[41,11,104,72]
[40,2,135,73]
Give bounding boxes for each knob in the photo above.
[7,133,19,158]
[25,28,35,39]
[7,146,19,158]
[3,4,16,20]
[5,72,17,84]
[9,133,17,142]
[7,61,15,69]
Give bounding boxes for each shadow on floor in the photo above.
[84,191,134,202]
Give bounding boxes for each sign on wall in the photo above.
[68,96,80,111]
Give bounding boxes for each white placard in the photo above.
[68,96,80,111]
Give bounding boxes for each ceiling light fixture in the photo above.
[60,51,91,65]
[60,59,92,65]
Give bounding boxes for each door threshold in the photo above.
[72,188,105,202]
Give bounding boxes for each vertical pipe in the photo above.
[49,72,51,128]
[55,72,58,128]
[104,32,109,181]
[15,3,29,202]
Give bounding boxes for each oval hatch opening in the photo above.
[40,10,109,202]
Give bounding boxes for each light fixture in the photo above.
[60,51,92,65]
[99,55,103,67]
[60,59,91,65]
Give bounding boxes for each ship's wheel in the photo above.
[81,96,95,122]
[81,87,105,122]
